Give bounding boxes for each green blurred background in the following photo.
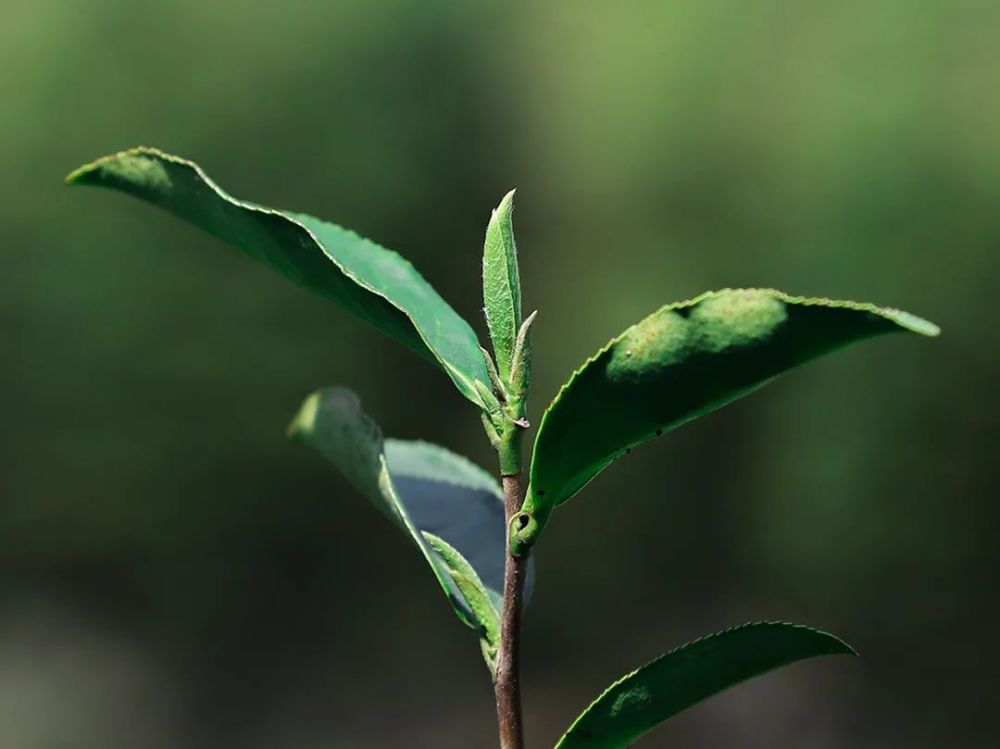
[2,1,996,747]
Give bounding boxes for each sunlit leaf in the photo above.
[555,621,855,749]
[517,289,939,547]
[67,147,490,407]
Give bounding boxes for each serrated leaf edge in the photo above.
[67,146,488,408]
[554,620,856,748]
[528,288,939,498]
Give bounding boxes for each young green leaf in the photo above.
[422,532,501,671]
[482,189,522,383]
[287,386,534,672]
[66,147,490,408]
[554,622,855,749]
[518,289,939,548]
[510,309,538,408]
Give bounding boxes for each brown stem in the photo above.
[496,471,527,749]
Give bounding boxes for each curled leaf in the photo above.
[288,386,535,673]
[483,189,523,383]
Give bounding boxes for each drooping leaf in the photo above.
[422,532,501,672]
[384,438,539,608]
[66,147,490,407]
[555,622,855,749]
[482,189,522,383]
[518,289,939,545]
[287,386,534,671]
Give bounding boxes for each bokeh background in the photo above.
[2,1,997,747]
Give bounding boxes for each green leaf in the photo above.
[554,622,855,749]
[383,438,536,608]
[66,147,490,408]
[518,289,939,545]
[509,309,538,403]
[422,532,501,672]
[287,386,534,672]
[482,189,523,383]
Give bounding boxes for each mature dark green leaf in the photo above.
[518,289,939,546]
[287,386,534,672]
[67,147,490,407]
[555,622,855,749]
[482,189,522,383]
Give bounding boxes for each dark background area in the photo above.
[2,1,997,747]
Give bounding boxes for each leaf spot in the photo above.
[610,685,653,717]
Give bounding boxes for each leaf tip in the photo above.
[64,163,91,186]
[65,149,138,186]
[286,391,321,440]
[768,621,858,657]
[65,148,131,185]
[883,307,941,337]
[827,632,859,657]
[491,188,516,220]
[64,146,175,193]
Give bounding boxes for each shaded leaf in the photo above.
[482,189,522,383]
[287,386,534,671]
[67,147,490,407]
[519,289,939,544]
[385,438,536,607]
[555,622,855,749]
